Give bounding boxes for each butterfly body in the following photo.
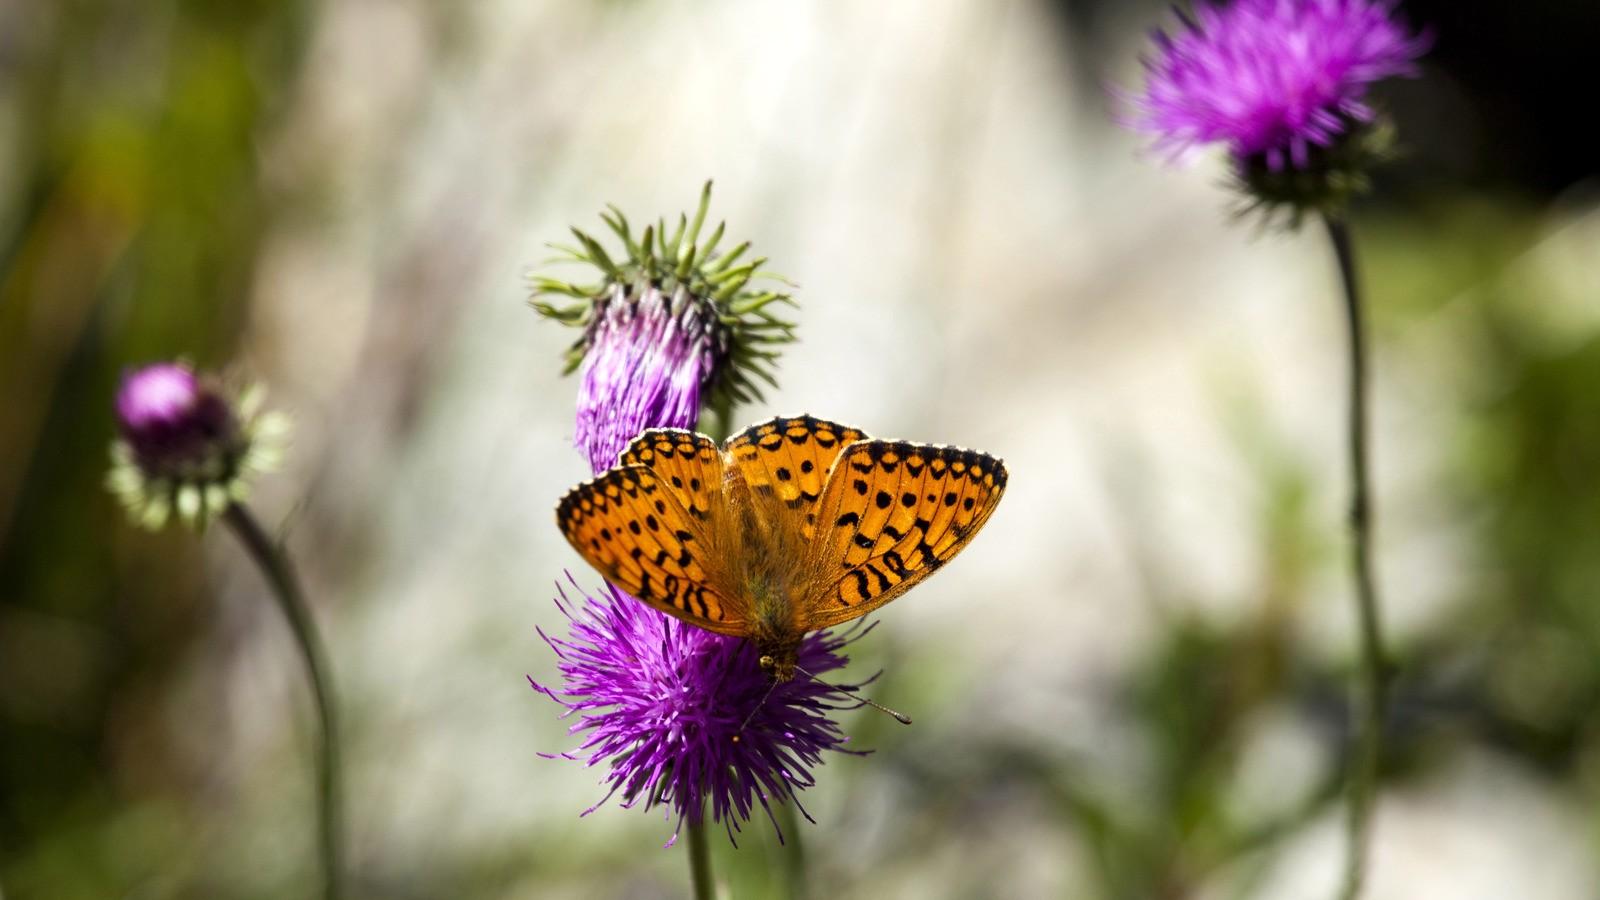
[556,415,1007,682]
[709,464,810,679]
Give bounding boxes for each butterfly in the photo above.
[556,415,1007,682]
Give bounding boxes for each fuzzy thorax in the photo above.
[705,465,814,681]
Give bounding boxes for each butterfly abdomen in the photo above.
[743,575,786,634]
[743,571,804,682]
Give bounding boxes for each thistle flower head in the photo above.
[532,184,866,845]
[531,182,795,467]
[573,283,716,473]
[1125,0,1427,216]
[532,578,868,846]
[115,363,234,468]
[107,362,289,530]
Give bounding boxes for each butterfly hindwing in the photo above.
[799,441,1007,630]
[724,415,869,537]
[556,465,743,634]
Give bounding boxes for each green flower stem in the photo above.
[687,814,715,900]
[1324,216,1388,900]
[222,503,344,900]
[775,801,809,900]
[682,412,731,900]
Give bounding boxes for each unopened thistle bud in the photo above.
[107,362,289,530]
[530,182,795,469]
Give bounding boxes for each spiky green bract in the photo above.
[107,365,289,531]
[530,181,796,419]
[1234,118,1397,228]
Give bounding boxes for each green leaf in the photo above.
[699,220,726,260]
[602,205,640,258]
[664,212,687,265]
[675,242,698,282]
[639,224,657,280]
[686,180,712,250]
[709,240,749,273]
[570,228,618,278]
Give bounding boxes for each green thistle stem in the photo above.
[1324,216,1388,900]
[775,801,809,900]
[223,503,344,900]
[681,404,735,900]
[700,406,731,445]
[687,814,715,900]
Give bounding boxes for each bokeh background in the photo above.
[3,1,1599,897]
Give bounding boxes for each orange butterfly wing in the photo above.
[799,441,1007,630]
[555,464,744,635]
[558,417,1006,642]
[723,415,868,537]
[617,429,723,524]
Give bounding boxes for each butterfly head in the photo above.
[758,653,793,683]
[755,632,803,683]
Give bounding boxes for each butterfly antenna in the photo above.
[794,665,913,725]
[733,678,781,741]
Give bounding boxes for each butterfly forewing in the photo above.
[556,465,743,634]
[725,415,868,537]
[799,441,1007,630]
[618,429,723,523]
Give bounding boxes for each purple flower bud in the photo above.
[575,285,717,471]
[532,183,796,453]
[108,362,288,530]
[115,362,237,476]
[532,578,868,846]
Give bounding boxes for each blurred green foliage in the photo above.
[1,0,309,896]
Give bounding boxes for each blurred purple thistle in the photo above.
[1127,0,1428,171]
[115,362,238,476]
[1121,6,1420,894]
[532,577,868,847]
[107,361,288,530]
[107,363,337,896]
[575,284,720,472]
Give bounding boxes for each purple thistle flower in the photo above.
[1127,0,1428,171]
[532,577,868,846]
[532,182,797,444]
[115,362,237,475]
[575,284,720,473]
[107,361,289,530]
[533,185,854,847]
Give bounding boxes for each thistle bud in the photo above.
[531,182,795,467]
[107,362,288,529]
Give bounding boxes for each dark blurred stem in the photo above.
[223,503,343,900]
[1324,216,1388,900]
[775,801,809,900]
[699,394,734,444]
[687,815,714,900]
